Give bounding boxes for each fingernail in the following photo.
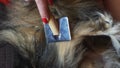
[48,0,53,5]
[42,18,48,24]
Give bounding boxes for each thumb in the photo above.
[35,0,50,23]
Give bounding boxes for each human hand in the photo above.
[0,0,10,5]
[35,0,59,35]
[35,0,54,24]
[98,0,120,21]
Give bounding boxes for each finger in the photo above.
[0,0,10,5]
[35,0,50,23]
[48,0,53,5]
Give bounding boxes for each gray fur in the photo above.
[1,0,120,68]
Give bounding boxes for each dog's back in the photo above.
[0,0,120,68]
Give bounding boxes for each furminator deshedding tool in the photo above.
[35,0,71,43]
[44,16,71,43]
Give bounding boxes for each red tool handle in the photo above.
[0,0,10,5]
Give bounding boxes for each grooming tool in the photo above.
[35,0,71,43]
[44,16,71,43]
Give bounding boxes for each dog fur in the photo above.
[1,0,120,68]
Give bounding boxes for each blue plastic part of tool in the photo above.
[44,17,71,43]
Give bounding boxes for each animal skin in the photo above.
[0,0,120,68]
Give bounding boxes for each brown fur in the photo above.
[0,0,120,68]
